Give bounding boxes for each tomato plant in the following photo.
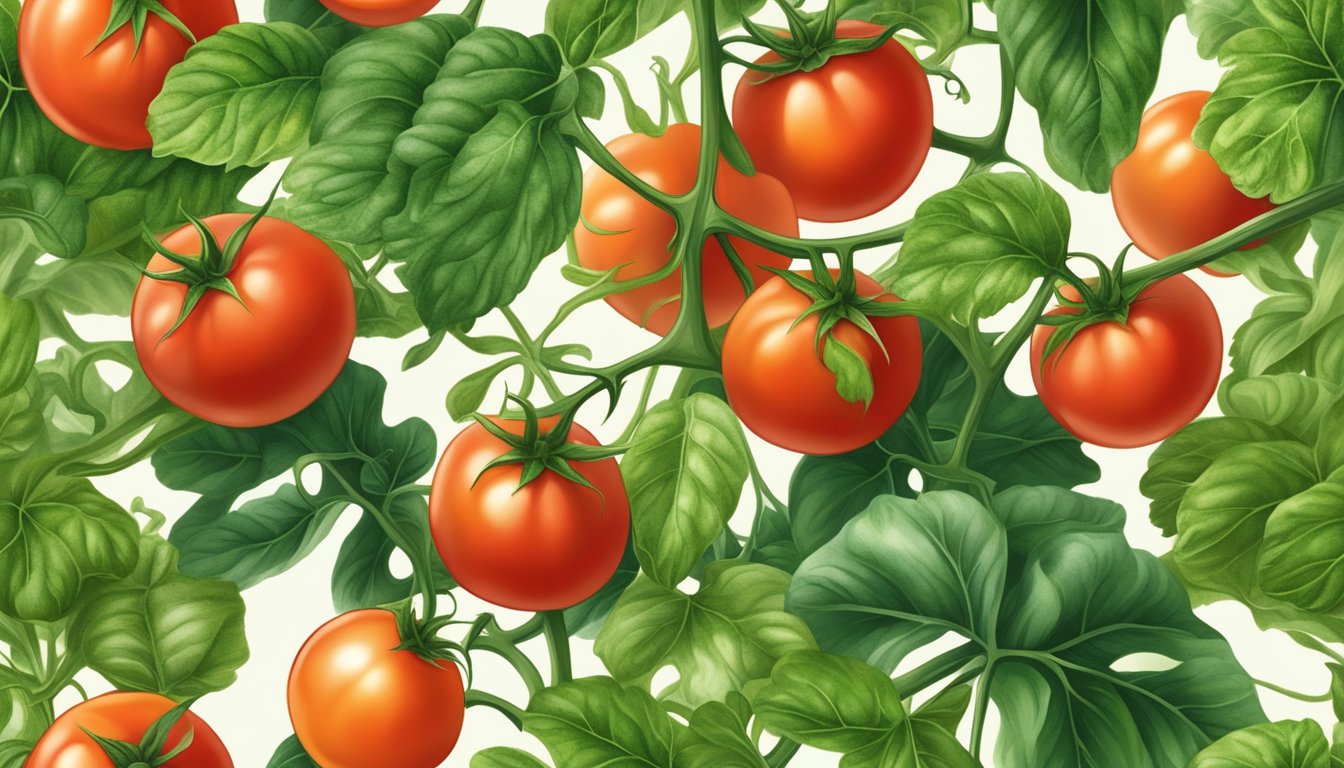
[17,0,238,149]
[1031,275,1223,449]
[575,123,797,335]
[26,693,231,768]
[732,20,934,222]
[429,414,630,611]
[131,208,356,428]
[288,609,465,768]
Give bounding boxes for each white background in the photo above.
[61,0,1337,765]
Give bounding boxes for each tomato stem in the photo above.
[542,612,573,685]
[464,689,525,728]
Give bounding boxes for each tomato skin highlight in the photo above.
[1112,91,1275,276]
[575,123,798,336]
[26,692,232,768]
[288,609,465,768]
[1031,275,1223,449]
[722,270,922,456]
[316,0,437,26]
[131,214,356,428]
[732,21,934,223]
[429,417,631,611]
[18,0,238,150]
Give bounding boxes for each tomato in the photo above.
[1031,275,1223,449]
[732,21,934,222]
[317,0,437,26]
[288,610,465,768]
[26,692,232,768]
[575,123,798,336]
[18,0,238,150]
[722,270,922,456]
[1112,91,1275,275]
[429,417,630,611]
[131,214,355,428]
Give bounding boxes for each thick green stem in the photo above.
[543,612,573,685]
[891,642,984,696]
[764,738,801,767]
[473,630,547,697]
[465,690,525,728]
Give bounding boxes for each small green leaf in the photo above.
[148,22,329,169]
[472,748,550,768]
[595,562,815,709]
[680,695,768,768]
[545,0,683,66]
[524,678,682,767]
[822,333,875,408]
[890,173,1071,322]
[622,394,751,587]
[446,360,514,421]
[1188,720,1329,767]
[266,734,320,767]
[0,294,37,396]
[0,175,88,257]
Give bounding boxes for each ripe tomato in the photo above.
[26,692,232,768]
[722,270,922,456]
[1031,275,1223,449]
[1112,91,1275,275]
[18,0,238,150]
[131,214,355,428]
[429,417,630,611]
[289,610,465,768]
[575,123,798,336]
[317,0,438,26]
[732,21,934,222]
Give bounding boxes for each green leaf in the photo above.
[0,294,36,397]
[890,173,1071,322]
[1188,720,1329,767]
[446,360,514,421]
[622,394,751,587]
[595,562,815,709]
[264,0,367,49]
[1259,478,1344,612]
[789,323,1098,561]
[0,175,87,257]
[545,0,682,66]
[72,536,249,698]
[789,487,1267,768]
[1191,0,1344,202]
[834,0,971,60]
[1141,418,1293,537]
[524,677,683,767]
[472,748,550,768]
[1222,374,1338,443]
[284,16,473,247]
[266,734,320,767]
[754,651,975,767]
[0,471,139,621]
[994,0,1178,191]
[148,22,329,169]
[331,495,453,612]
[822,334,875,408]
[680,695,768,768]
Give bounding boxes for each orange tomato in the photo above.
[27,692,232,768]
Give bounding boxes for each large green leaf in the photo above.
[1191,0,1344,202]
[1188,720,1329,767]
[994,0,1178,191]
[621,394,751,587]
[788,487,1266,768]
[525,677,683,766]
[788,323,1098,563]
[0,471,139,621]
[148,22,329,169]
[889,173,1071,322]
[754,651,976,767]
[71,536,248,698]
[1259,476,1344,612]
[595,562,815,709]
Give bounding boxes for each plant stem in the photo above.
[892,642,984,696]
[764,738,801,767]
[473,629,547,696]
[543,612,573,685]
[1253,677,1332,703]
[970,662,995,758]
[465,689,525,728]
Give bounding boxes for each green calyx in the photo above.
[140,189,278,342]
[471,394,624,494]
[740,0,895,76]
[82,698,198,768]
[390,599,472,676]
[95,0,197,53]
[1038,246,1145,371]
[769,267,893,410]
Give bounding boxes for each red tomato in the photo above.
[317,0,437,26]
[1112,91,1275,276]
[131,214,355,428]
[1031,275,1223,449]
[18,0,238,150]
[722,270,922,455]
[288,610,465,768]
[26,692,232,768]
[732,21,934,222]
[429,417,630,611]
[575,123,798,336]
